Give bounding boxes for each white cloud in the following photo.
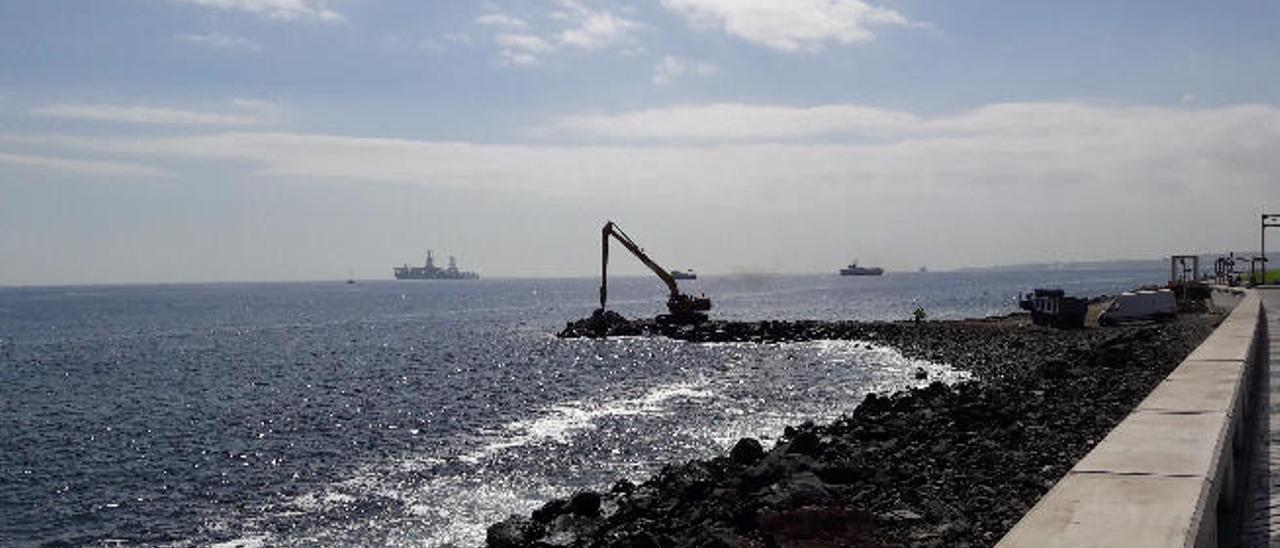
[7,102,1277,276]
[32,101,279,126]
[229,98,284,120]
[494,33,555,66]
[553,101,1280,144]
[661,0,910,52]
[0,151,166,178]
[653,55,720,85]
[12,103,1278,206]
[558,103,919,139]
[475,13,528,29]
[176,32,262,51]
[479,1,641,66]
[172,0,342,22]
[559,11,638,50]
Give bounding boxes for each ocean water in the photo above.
[0,266,1164,546]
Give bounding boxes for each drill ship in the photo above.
[393,250,479,280]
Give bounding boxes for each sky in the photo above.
[1,0,1278,284]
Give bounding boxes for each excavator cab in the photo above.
[664,294,711,324]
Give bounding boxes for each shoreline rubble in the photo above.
[487,308,1220,547]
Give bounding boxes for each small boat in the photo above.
[839,261,884,276]
[670,269,697,280]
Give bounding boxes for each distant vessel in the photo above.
[918,266,928,273]
[394,250,479,280]
[840,261,884,276]
[670,269,697,280]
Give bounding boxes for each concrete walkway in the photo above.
[1240,289,1278,546]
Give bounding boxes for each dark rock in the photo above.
[559,309,640,338]
[486,516,542,548]
[610,479,636,494]
[568,491,601,517]
[532,498,567,523]
[601,531,662,548]
[730,437,764,465]
[786,430,821,457]
[879,508,923,523]
[1038,358,1072,379]
[761,471,830,508]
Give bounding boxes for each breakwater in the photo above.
[1000,288,1265,547]
[487,312,1220,546]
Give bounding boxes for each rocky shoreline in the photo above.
[486,310,1220,547]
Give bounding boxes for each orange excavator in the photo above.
[599,221,711,323]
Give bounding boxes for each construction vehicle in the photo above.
[600,221,711,323]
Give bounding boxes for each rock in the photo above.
[606,531,662,548]
[610,479,636,494]
[786,430,821,457]
[531,498,567,523]
[730,437,764,465]
[559,309,637,338]
[568,490,601,517]
[880,508,924,523]
[486,516,542,548]
[761,471,830,508]
[1038,358,1072,379]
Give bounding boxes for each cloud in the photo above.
[661,0,910,52]
[11,103,1279,206]
[475,13,528,29]
[557,103,919,140]
[175,32,262,51]
[558,11,639,50]
[31,101,279,127]
[171,0,342,22]
[653,55,720,85]
[479,1,641,66]
[552,101,1280,144]
[494,33,554,66]
[0,151,166,178]
[7,102,1276,276]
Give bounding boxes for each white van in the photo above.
[1098,290,1177,326]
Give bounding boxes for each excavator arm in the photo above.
[599,221,710,320]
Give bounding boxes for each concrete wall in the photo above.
[998,290,1265,548]
[1210,286,1248,314]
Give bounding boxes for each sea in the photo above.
[0,264,1165,547]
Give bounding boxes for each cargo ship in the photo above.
[394,250,479,280]
[839,261,884,276]
[670,269,697,280]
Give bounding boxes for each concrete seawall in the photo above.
[998,288,1265,548]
